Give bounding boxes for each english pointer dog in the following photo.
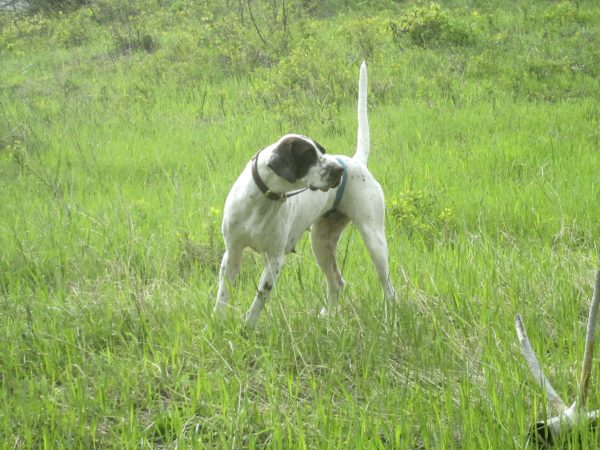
[214,62,395,328]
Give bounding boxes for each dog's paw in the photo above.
[243,310,260,331]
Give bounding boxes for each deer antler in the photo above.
[576,270,600,410]
[515,270,600,446]
[515,314,568,412]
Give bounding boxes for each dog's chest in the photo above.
[222,188,284,248]
[223,182,328,254]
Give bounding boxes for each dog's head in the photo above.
[267,134,344,191]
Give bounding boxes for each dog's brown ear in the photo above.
[313,140,326,154]
[267,136,319,183]
[267,137,297,183]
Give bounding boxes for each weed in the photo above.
[387,189,456,248]
[391,2,476,48]
[53,8,94,47]
[111,23,158,55]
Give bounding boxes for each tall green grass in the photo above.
[1,0,599,448]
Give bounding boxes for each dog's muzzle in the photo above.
[328,164,345,187]
[311,160,345,190]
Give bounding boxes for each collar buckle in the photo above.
[265,190,287,202]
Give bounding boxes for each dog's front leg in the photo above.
[245,253,285,329]
[214,248,243,319]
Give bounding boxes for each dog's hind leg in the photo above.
[214,247,243,318]
[245,253,285,329]
[357,222,396,301]
[311,214,351,316]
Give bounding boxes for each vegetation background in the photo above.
[1,0,599,447]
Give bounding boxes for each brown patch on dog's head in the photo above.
[267,135,325,183]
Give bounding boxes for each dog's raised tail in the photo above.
[354,60,370,166]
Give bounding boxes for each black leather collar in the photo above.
[251,151,307,202]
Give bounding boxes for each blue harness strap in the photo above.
[323,158,348,218]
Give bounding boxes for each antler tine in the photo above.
[576,270,600,410]
[515,314,569,412]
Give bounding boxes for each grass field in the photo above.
[1,0,599,448]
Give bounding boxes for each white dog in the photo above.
[214,61,395,328]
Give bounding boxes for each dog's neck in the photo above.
[251,149,307,201]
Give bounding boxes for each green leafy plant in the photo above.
[387,189,455,246]
[53,7,94,46]
[111,22,158,54]
[544,0,591,26]
[391,2,475,47]
[27,0,89,13]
